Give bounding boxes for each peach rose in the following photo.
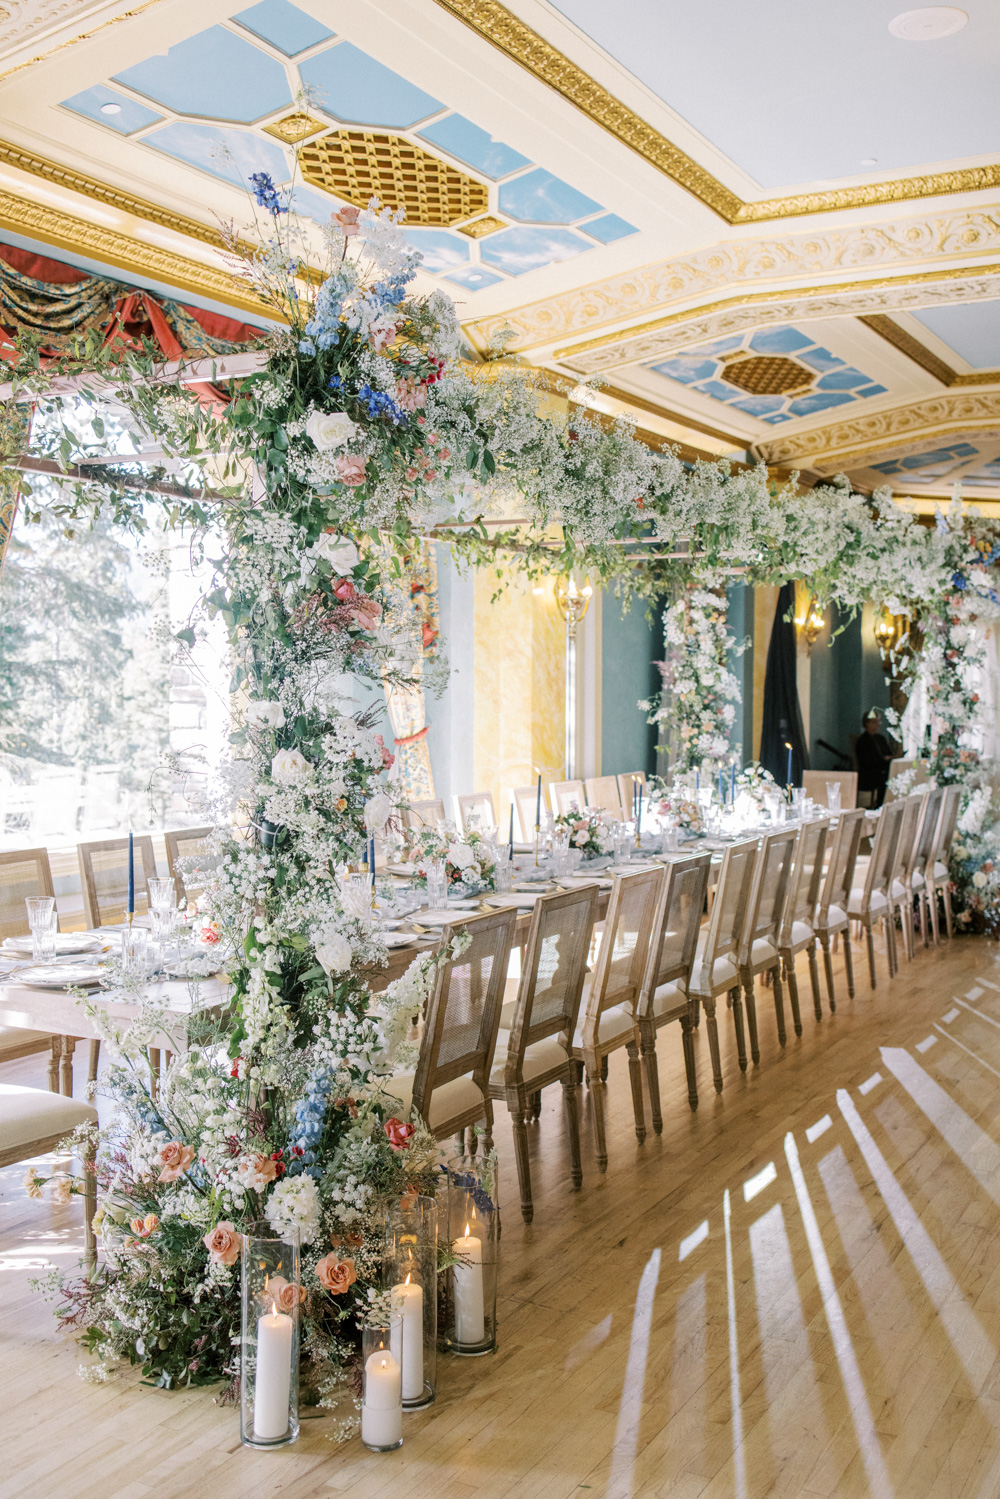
[396,377,427,413]
[129,1212,159,1237]
[334,454,367,487]
[333,204,360,238]
[267,1275,303,1313]
[330,1230,363,1250]
[157,1141,195,1182]
[203,1220,240,1266]
[315,1252,357,1295]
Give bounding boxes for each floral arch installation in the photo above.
[2,184,1000,1400]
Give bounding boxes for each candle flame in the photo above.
[380,1357,387,1370]
[404,1272,411,1286]
[271,1301,277,1317]
[464,1222,470,1238]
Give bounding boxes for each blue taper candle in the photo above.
[637,789,642,839]
[535,773,542,828]
[718,769,724,804]
[786,742,793,788]
[127,830,134,916]
[508,803,514,859]
[731,763,736,802]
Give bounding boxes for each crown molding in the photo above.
[0,183,272,316]
[0,0,168,81]
[753,394,1000,469]
[431,0,1000,226]
[858,313,1000,388]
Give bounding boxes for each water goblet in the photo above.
[826,782,842,813]
[425,859,448,908]
[148,878,176,912]
[25,896,56,961]
[121,927,149,980]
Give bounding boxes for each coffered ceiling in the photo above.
[0,0,998,500]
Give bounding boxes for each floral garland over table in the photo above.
[6,166,1000,1405]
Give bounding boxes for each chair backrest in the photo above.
[551,780,586,816]
[860,800,904,904]
[501,885,598,1078]
[579,868,664,1043]
[584,775,625,821]
[617,772,647,823]
[511,786,540,843]
[0,847,56,941]
[164,826,215,906]
[412,907,517,1121]
[699,838,758,976]
[817,808,865,921]
[895,791,929,885]
[78,836,158,927]
[802,770,858,810]
[404,798,446,830]
[638,853,711,1018]
[740,828,798,961]
[454,792,496,835]
[779,818,829,943]
[914,786,944,870]
[932,785,962,868]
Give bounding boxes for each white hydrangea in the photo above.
[265,1174,321,1245]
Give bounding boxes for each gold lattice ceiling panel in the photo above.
[720,354,814,397]
[298,130,489,226]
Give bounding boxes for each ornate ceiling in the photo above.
[0,0,998,501]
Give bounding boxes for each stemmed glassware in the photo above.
[25,897,56,962]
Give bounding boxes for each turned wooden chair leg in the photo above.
[148,1047,161,1100]
[625,1038,646,1145]
[48,1036,61,1094]
[562,1074,583,1190]
[866,926,877,989]
[842,929,855,999]
[703,998,723,1094]
[807,943,823,1021]
[640,1024,663,1134]
[83,1141,97,1273]
[930,883,941,945]
[680,1014,699,1111]
[731,984,748,1072]
[784,955,802,1038]
[60,1037,75,1097]
[943,882,954,939]
[511,1107,534,1224]
[481,1102,494,1157]
[744,978,760,1066]
[588,1064,610,1172]
[819,936,837,1012]
[528,1090,542,1120]
[454,1127,466,1155]
[88,1040,101,1087]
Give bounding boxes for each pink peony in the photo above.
[157,1141,195,1181]
[203,1220,240,1265]
[396,377,428,412]
[333,204,360,237]
[335,454,367,487]
[315,1252,357,1294]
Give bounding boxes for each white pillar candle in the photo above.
[253,1305,293,1441]
[452,1223,485,1344]
[361,1348,402,1448]
[390,1274,424,1402]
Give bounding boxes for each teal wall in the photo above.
[727,582,754,765]
[601,592,662,776]
[808,604,891,770]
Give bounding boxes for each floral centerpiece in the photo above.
[553,808,612,859]
[734,762,779,807]
[645,777,703,836]
[408,824,497,892]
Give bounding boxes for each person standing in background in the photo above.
[855,708,894,808]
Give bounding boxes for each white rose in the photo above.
[312,533,360,574]
[271,748,310,784]
[246,699,285,729]
[447,842,476,870]
[305,410,358,451]
[364,792,394,835]
[973,871,988,889]
[315,933,353,974]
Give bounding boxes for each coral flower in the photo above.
[315,1252,357,1294]
[157,1141,195,1181]
[384,1117,416,1150]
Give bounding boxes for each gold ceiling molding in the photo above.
[0,184,272,317]
[859,313,1000,388]
[299,129,488,225]
[431,0,1000,226]
[753,394,1000,469]
[0,0,168,80]
[465,208,1000,353]
[554,265,1000,374]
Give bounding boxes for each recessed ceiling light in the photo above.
[860,157,878,167]
[888,7,968,41]
[100,101,122,115]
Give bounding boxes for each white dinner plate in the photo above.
[485,891,550,907]
[13,963,107,989]
[386,862,416,877]
[2,933,104,957]
[410,908,478,926]
[382,931,428,948]
[555,875,613,889]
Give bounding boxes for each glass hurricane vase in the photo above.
[383,1194,438,1408]
[240,1226,300,1449]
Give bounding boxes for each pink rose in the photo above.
[267,1275,303,1313]
[157,1141,195,1182]
[384,1117,416,1151]
[396,377,427,412]
[333,577,356,602]
[203,1220,240,1265]
[333,204,360,237]
[335,454,367,487]
[315,1252,357,1295]
[349,596,382,630]
[370,321,398,352]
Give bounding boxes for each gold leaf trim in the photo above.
[0,0,170,82]
[753,394,1000,468]
[431,0,1000,225]
[859,313,1000,387]
[0,186,273,318]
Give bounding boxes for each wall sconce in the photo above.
[553,574,593,638]
[554,574,594,781]
[801,596,825,653]
[873,607,908,672]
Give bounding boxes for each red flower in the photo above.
[384,1117,416,1150]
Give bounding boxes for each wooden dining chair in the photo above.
[489,885,598,1221]
[572,867,665,1173]
[584,775,625,821]
[0,1083,98,1267]
[0,846,56,941]
[738,827,799,1058]
[454,791,497,835]
[922,785,961,941]
[551,780,586,816]
[887,791,928,961]
[635,853,711,1118]
[815,807,865,1010]
[387,907,516,1151]
[688,838,758,1095]
[617,772,647,821]
[848,800,905,987]
[777,818,829,1023]
[802,770,858,810]
[77,836,158,927]
[908,786,944,945]
[164,826,214,906]
[511,786,543,844]
[403,798,446,830]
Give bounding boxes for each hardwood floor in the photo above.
[4,932,1000,1498]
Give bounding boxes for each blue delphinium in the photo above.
[357,383,406,425]
[286,1064,335,1178]
[300,274,346,355]
[249,173,287,216]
